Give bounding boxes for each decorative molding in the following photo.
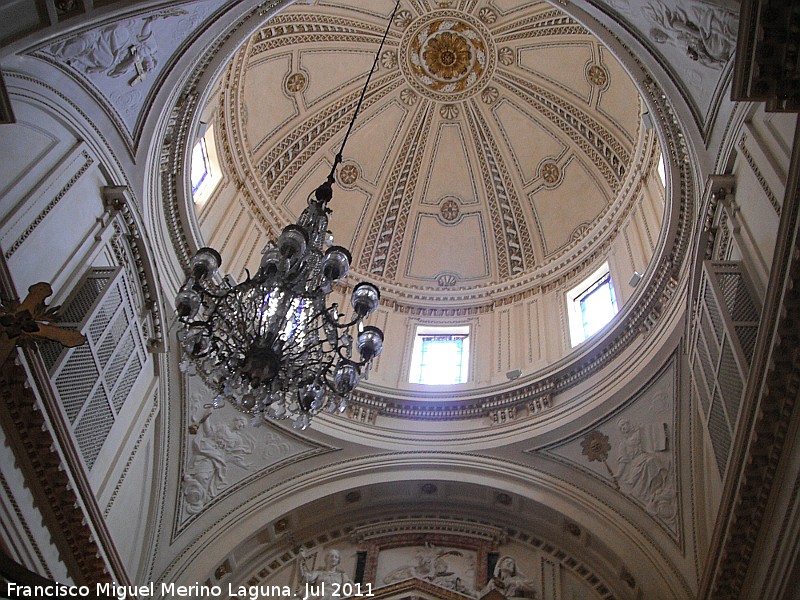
[0,472,53,579]
[103,392,159,517]
[737,133,781,215]
[0,352,113,584]
[4,151,94,260]
[103,185,166,351]
[701,117,800,599]
[0,69,14,124]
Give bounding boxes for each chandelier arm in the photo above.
[326,0,402,183]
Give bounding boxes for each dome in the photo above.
[193,0,665,426]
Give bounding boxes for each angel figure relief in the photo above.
[183,409,255,514]
[50,9,187,86]
[643,1,737,67]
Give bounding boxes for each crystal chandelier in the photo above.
[176,2,400,430]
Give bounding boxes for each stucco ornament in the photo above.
[183,408,255,513]
[613,418,677,525]
[643,1,737,67]
[50,9,187,85]
[383,546,473,595]
[298,549,353,600]
[480,556,538,599]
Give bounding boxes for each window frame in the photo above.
[566,263,619,347]
[408,325,470,386]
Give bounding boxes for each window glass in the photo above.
[409,326,469,385]
[190,124,221,204]
[191,137,210,195]
[567,263,618,346]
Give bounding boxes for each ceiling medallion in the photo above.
[587,64,608,87]
[400,10,496,102]
[285,72,307,93]
[439,197,461,221]
[338,162,360,187]
[541,161,561,185]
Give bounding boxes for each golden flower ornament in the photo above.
[580,430,611,462]
[424,31,472,80]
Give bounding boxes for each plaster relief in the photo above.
[180,376,330,521]
[36,4,215,138]
[378,545,477,596]
[540,356,680,535]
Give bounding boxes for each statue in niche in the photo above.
[182,411,255,514]
[383,545,473,595]
[298,549,353,600]
[480,556,537,599]
[614,418,677,525]
[50,9,186,84]
[643,1,737,67]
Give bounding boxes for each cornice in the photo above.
[0,352,114,585]
[158,2,695,424]
[700,119,800,598]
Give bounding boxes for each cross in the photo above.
[128,46,147,87]
[0,282,86,365]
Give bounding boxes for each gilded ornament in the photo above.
[478,7,497,24]
[401,13,495,100]
[423,32,472,80]
[580,430,611,462]
[440,198,460,221]
[498,47,514,66]
[286,72,307,93]
[439,104,459,119]
[541,162,560,184]
[587,64,608,86]
[338,163,359,186]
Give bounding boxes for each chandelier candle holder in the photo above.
[176,1,400,430]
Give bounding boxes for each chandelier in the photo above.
[175,2,400,430]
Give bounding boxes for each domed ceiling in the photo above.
[211,0,646,306]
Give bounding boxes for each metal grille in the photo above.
[96,311,127,368]
[60,274,111,323]
[708,392,732,476]
[690,261,760,479]
[87,282,123,344]
[46,266,147,470]
[105,331,134,392]
[112,354,142,412]
[736,325,758,364]
[73,386,114,470]
[54,344,98,423]
[718,342,743,424]
[703,285,725,346]
[692,359,711,415]
[717,272,759,323]
[696,332,716,409]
